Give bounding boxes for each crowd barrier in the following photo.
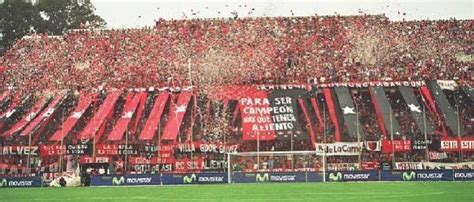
[1,170,473,187]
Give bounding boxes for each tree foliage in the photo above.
[0,0,106,54]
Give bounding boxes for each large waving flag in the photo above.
[161,92,193,141]
[333,86,365,139]
[3,96,51,137]
[78,91,121,141]
[49,93,96,141]
[20,94,66,138]
[323,88,341,142]
[107,92,142,141]
[369,86,403,138]
[427,81,466,137]
[399,86,435,135]
[139,93,169,140]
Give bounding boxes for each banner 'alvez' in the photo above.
[0,146,38,156]
[20,94,66,138]
[315,142,362,156]
[139,93,169,140]
[239,88,309,140]
[161,92,193,141]
[49,93,96,141]
[108,92,142,141]
[3,96,51,137]
[381,140,411,153]
[427,81,466,136]
[333,86,365,139]
[369,86,403,138]
[398,86,435,135]
[79,91,121,142]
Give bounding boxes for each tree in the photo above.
[0,0,42,53]
[0,0,106,55]
[36,0,106,34]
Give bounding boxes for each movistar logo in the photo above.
[183,174,196,183]
[112,176,125,185]
[256,173,269,182]
[0,179,7,187]
[329,172,342,181]
[403,171,416,181]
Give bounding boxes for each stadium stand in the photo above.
[0,15,472,178]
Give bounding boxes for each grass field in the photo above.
[1,182,473,202]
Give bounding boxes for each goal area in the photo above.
[227,150,331,183]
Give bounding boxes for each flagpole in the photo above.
[59,108,65,173]
[322,102,327,183]
[389,105,395,168]
[290,132,294,170]
[356,103,361,168]
[125,128,128,173]
[27,131,32,172]
[423,103,429,162]
[456,102,462,163]
[257,132,260,171]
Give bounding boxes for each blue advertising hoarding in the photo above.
[381,170,453,181]
[233,172,307,183]
[326,171,379,182]
[161,173,228,185]
[453,170,474,181]
[91,174,161,186]
[0,176,42,188]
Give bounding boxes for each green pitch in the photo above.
[1,182,473,202]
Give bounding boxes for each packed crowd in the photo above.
[0,15,472,97]
[0,15,473,175]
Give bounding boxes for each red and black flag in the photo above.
[0,95,32,132]
[399,86,435,135]
[427,81,466,137]
[333,86,365,140]
[369,86,403,138]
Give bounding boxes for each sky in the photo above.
[91,0,473,28]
